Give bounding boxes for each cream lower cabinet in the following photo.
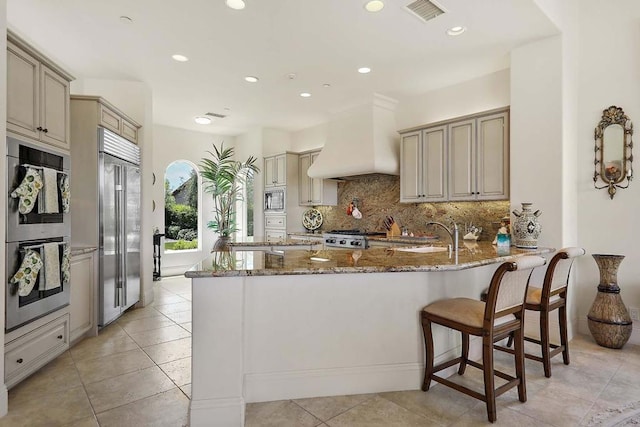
[265,214,287,242]
[70,250,98,344]
[299,150,338,206]
[7,32,73,151]
[4,312,70,389]
[400,126,447,203]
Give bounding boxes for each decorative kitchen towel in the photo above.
[59,172,70,213]
[38,167,60,214]
[10,166,43,214]
[41,243,61,290]
[11,249,43,297]
[61,245,71,285]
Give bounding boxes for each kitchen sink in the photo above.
[394,246,448,253]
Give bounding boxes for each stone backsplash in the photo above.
[312,174,509,241]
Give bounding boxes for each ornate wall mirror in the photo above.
[593,106,634,199]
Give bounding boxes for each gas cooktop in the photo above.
[322,230,386,248]
[324,229,386,237]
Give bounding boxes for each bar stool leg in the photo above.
[458,332,469,375]
[514,325,527,403]
[559,302,570,365]
[421,317,434,391]
[482,334,497,423]
[540,310,551,378]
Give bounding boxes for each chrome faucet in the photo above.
[426,221,459,252]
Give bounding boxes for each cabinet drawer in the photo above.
[121,118,139,144]
[265,215,286,228]
[5,314,69,384]
[266,230,287,242]
[99,104,122,134]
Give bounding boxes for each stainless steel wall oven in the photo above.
[5,137,71,331]
[6,137,70,242]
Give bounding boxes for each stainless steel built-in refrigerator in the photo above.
[99,128,141,327]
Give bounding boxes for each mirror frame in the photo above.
[593,105,634,199]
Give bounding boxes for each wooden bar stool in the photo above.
[496,247,585,378]
[421,256,546,423]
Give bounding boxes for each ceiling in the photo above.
[7,0,558,136]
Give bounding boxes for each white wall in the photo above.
[575,0,640,343]
[70,78,156,306]
[235,127,264,239]
[396,69,511,130]
[153,124,236,276]
[0,0,9,416]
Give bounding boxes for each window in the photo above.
[164,161,199,251]
[235,169,255,242]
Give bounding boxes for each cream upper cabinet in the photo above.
[448,119,476,200]
[400,126,447,203]
[298,150,337,206]
[400,108,509,203]
[449,113,509,201]
[476,112,509,200]
[7,35,73,151]
[264,154,287,188]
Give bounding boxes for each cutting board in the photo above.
[387,223,401,237]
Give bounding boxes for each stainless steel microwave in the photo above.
[264,187,285,212]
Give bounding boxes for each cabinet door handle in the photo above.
[57,335,63,339]
[43,128,49,133]
[16,358,23,364]
[37,126,43,131]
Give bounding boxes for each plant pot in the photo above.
[213,236,232,251]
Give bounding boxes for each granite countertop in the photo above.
[187,241,554,278]
[70,246,98,256]
[229,238,323,247]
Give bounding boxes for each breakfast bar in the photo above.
[186,242,553,426]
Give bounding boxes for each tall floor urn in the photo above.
[587,254,633,349]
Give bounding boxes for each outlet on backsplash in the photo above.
[314,175,509,239]
[629,307,639,321]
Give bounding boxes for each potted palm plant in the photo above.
[200,142,259,250]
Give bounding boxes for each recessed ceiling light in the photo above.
[172,54,189,62]
[300,92,311,98]
[223,107,231,111]
[364,1,384,12]
[244,76,259,83]
[194,116,212,125]
[119,15,133,23]
[358,67,371,74]
[226,0,246,10]
[446,26,466,36]
[323,83,331,88]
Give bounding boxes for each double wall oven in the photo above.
[5,137,71,331]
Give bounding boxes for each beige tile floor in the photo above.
[0,275,638,426]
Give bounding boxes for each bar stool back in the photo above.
[421,255,546,423]
[498,247,585,377]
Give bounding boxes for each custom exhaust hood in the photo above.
[307,93,400,179]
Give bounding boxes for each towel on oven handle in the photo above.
[10,249,43,297]
[59,172,70,213]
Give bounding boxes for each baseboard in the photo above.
[189,397,245,427]
[0,383,7,417]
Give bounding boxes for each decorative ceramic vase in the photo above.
[587,254,632,349]
[511,202,542,249]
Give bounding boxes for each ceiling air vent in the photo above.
[205,112,227,119]
[405,0,446,23]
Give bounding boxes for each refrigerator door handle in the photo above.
[114,163,123,308]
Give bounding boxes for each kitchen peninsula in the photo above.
[186,242,553,426]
